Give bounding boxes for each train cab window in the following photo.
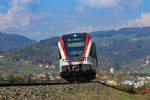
[90,43,96,58]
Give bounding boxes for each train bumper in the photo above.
[60,64,96,81]
[61,64,92,72]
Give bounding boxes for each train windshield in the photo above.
[63,34,86,61]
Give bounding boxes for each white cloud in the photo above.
[121,0,142,10]
[68,25,107,33]
[75,6,85,12]
[69,12,150,34]
[77,0,119,8]
[116,13,150,29]
[129,13,150,26]
[0,0,38,30]
[77,0,142,9]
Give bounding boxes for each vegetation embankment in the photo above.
[99,72,150,96]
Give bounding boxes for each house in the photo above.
[145,56,150,65]
[121,80,138,88]
[109,67,114,74]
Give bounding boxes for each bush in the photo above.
[114,85,137,94]
[134,87,150,95]
[114,84,150,95]
[9,75,25,84]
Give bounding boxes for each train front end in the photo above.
[58,33,97,82]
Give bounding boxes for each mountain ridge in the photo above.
[2,27,150,73]
[0,32,37,50]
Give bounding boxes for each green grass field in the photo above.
[63,88,148,100]
[57,84,149,100]
[138,65,150,73]
[0,57,54,75]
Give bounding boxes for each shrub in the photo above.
[114,85,137,94]
[114,84,150,95]
[9,75,25,84]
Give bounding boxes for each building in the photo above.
[110,67,114,74]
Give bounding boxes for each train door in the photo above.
[89,42,98,69]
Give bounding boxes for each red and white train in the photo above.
[58,33,98,82]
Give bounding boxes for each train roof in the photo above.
[62,33,90,38]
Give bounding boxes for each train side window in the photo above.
[90,43,96,58]
[58,49,62,59]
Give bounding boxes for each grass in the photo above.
[61,88,148,100]
[56,84,148,100]
[0,57,53,75]
[141,67,150,73]
[138,65,150,73]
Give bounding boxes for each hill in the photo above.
[0,32,37,50]
[91,27,150,38]
[5,37,59,65]
[3,27,150,73]
[92,27,150,69]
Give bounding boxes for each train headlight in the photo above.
[63,59,69,62]
[84,57,88,61]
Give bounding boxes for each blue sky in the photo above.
[0,0,150,40]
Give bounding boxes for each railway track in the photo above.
[0,80,106,87]
[0,82,70,87]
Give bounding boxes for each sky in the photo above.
[0,0,150,41]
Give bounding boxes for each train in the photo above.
[58,33,98,82]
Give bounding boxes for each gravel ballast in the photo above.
[0,83,102,100]
[0,83,147,100]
